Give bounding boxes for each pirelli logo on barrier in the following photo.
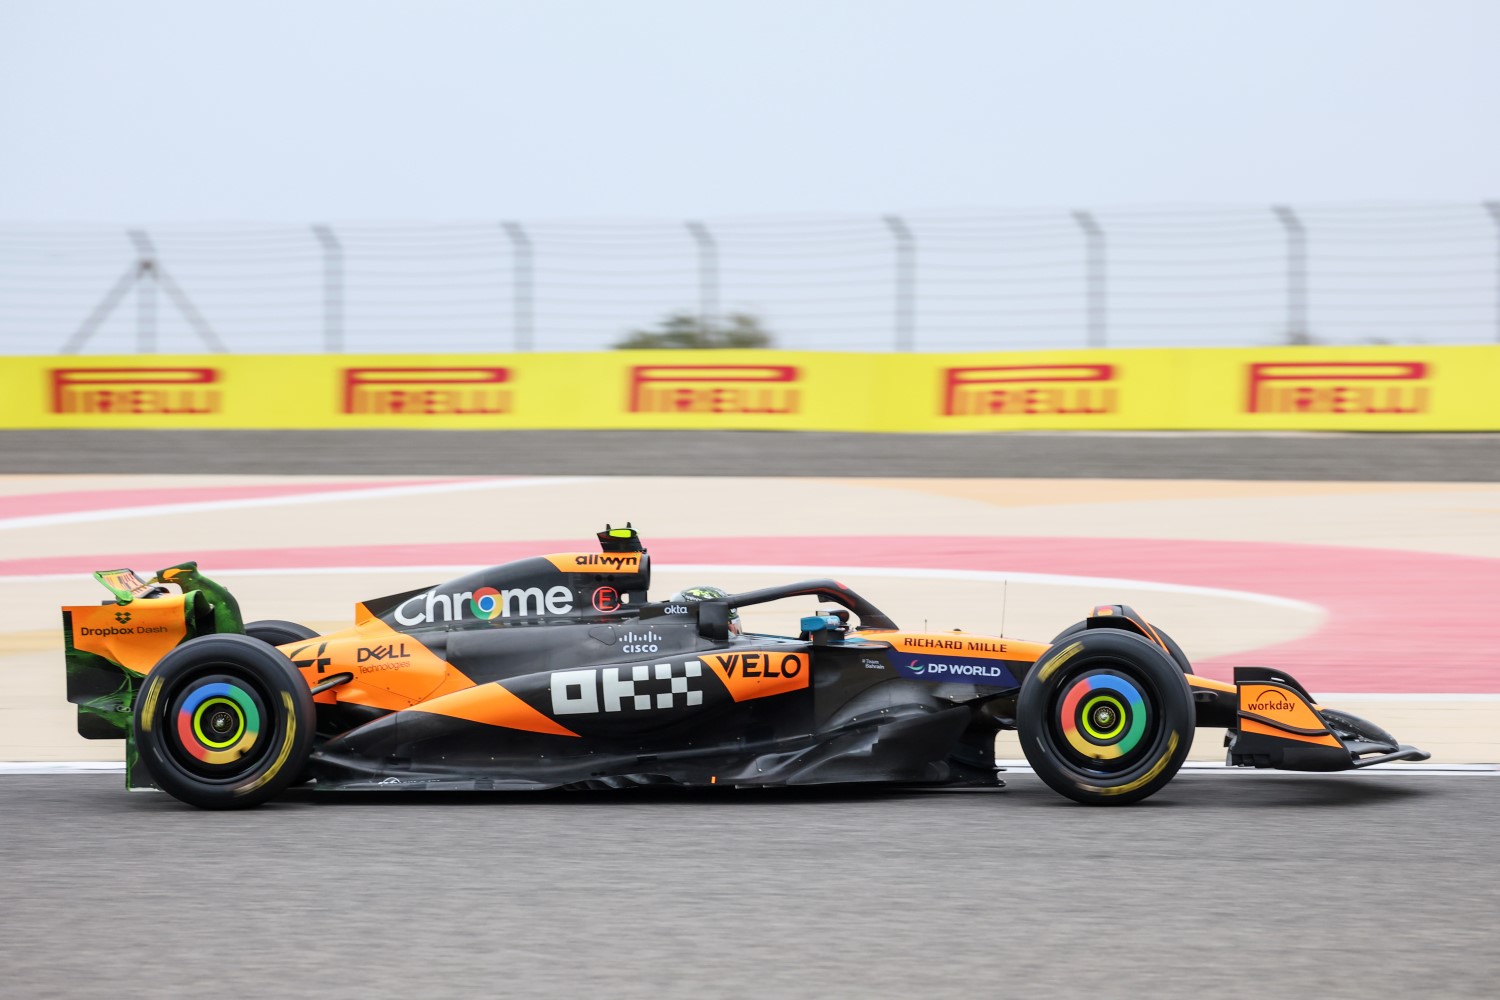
[49,367,222,415]
[342,367,511,415]
[628,365,800,415]
[941,364,1117,417]
[1246,362,1430,415]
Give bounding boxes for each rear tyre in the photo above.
[133,633,315,809]
[243,620,321,784]
[1018,629,1194,805]
[244,619,318,647]
[1049,620,1193,675]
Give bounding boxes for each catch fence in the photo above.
[1,202,1497,355]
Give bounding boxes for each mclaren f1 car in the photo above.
[60,525,1429,809]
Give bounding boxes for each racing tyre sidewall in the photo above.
[1153,626,1193,676]
[133,633,315,809]
[242,620,322,785]
[1018,630,1193,805]
[1049,620,1193,675]
[244,619,318,647]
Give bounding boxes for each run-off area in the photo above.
[1,472,1497,764]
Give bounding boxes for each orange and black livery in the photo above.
[60,524,1429,809]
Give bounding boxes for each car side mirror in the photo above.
[697,601,730,641]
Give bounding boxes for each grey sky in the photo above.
[1,0,1495,223]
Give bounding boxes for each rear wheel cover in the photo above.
[168,673,268,775]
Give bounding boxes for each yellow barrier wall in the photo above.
[2,347,1497,431]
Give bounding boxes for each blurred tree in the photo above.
[614,311,773,349]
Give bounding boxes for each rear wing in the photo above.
[62,562,244,742]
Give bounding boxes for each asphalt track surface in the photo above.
[4,429,1500,479]
[1,772,1496,999]
[5,433,1495,998]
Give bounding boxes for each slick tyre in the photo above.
[244,619,318,647]
[1050,620,1193,675]
[1019,629,1193,806]
[242,620,320,785]
[133,633,315,809]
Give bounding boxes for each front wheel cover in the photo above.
[1018,630,1193,805]
[134,633,315,809]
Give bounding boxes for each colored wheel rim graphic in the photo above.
[1057,672,1149,761]
[470,586,502,620]
[175,681,262,766]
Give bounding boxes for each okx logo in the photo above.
[551,662,705,715]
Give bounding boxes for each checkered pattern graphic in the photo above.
[551,660,705,716]
[655,661,704,709]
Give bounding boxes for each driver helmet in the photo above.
[670,585,742,635]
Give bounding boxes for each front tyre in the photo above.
[1018,630,1193,805]
[134,633,315,809]
[1049,620,1193,675]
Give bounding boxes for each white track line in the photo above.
[0,559,1322,619]
[0,476,595,532]
[5,560,1324,619]
[995,760,1499,776]
[672,563,1328,617]
[3,761,1494,776]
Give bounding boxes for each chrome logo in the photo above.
[470,587,502,620]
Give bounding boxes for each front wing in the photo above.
[1225,666,1429,771]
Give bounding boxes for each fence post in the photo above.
[1272,206,1308,342]
[1072,211,1106,348]
[64,231,223,353]
[502,222,533,352]
[312,225,343,352]
[686,221,719,334]
[1486,202,1500,343]
[883,215,915,351]
[127,230,156,353]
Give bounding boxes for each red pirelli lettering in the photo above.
[49,367,221,415]
[342,367,511,415]
[627,365,800,414]
[941,365,1116,417]
[1245,362,1429,415]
